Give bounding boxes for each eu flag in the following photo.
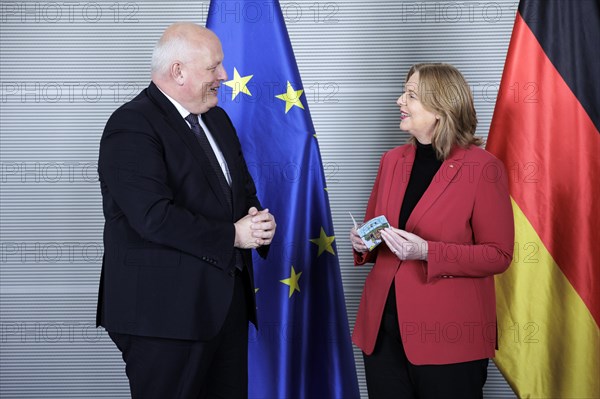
[207,1,360,398]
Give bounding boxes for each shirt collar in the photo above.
[155,84,192,119]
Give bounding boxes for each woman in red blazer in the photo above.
[350,63,514,398]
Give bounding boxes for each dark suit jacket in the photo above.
[96,82,266,341]
[352,144,514,365]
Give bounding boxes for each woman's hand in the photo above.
[380,227,428,261]
[350,227,368,253]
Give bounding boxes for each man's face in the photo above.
[179,36,227,114]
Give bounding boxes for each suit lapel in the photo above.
[146,82,230,211]
[386,145,416,228]
[405,146,468,232]
[202,109,237,186]
[201,109,240,209]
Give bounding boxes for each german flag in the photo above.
[486,0,599,397]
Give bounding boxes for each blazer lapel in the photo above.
[201,109,240,207]
[146,83,230,210]
[405,146,468,232]
[386,145,416,228]
[201,109,237,184]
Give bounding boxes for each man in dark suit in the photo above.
[96,22,276,398]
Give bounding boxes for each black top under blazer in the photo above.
[96,82,267,341]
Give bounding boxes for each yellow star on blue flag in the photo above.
[310,227,336,256]
[280,266,302,298]
[223,67,253,100]
[275,81,305,113]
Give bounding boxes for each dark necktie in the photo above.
[185,113,232,211]
[185,114,243,272]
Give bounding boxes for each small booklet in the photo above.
[350,213,391,251]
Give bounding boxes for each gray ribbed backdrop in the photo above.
[1,1,518,397]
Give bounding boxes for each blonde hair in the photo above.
[406,63,482,160]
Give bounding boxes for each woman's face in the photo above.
[396,71,438,144]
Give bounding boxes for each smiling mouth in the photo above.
[400,111,410,120]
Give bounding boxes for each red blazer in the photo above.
[352,144,514,365]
